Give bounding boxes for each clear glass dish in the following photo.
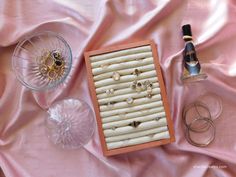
[12,31,72,91]
[45,99,95,149]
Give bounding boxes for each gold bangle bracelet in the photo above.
[182,101,211,132]
[185,117,215,147]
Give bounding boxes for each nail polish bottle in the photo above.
[181,24,207,83]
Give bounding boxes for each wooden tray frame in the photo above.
[84,40,175,156]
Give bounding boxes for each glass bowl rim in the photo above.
[45,98,96,149]
[12,31,73,91]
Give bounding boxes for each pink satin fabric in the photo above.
[1,0,236,177]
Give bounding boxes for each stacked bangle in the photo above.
[182,93,222,147]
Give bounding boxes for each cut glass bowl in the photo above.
[12,31,72,91]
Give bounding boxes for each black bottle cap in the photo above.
[182,24,192,37]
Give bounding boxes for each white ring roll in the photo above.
[100,93,161,111]
[102,107,164,123]
[102,113,166,129]
[98,88,160,105]
[96,77,158,94]
[101,100,163,118]
[104,119,167,137]
[91,52,152,68]
[97,82,159,100]
[105,126,168,143]
[90,45,151,62]
[93,64,155,81]
[107,131,170,149]
[95,70,156,88]
[92,57,154,75]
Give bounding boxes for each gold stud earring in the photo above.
[147,93,152,98]
[112,127,117,130]
[106,88,114,95]
[100,63,109,69]
[107,101,116,108]
[131,81,137,89]
[135,82,142,92]
[133,69,141,76]
[112,72,120,81]
[131,84,136,89]
[126,97,134,104]
[147,86,152,94]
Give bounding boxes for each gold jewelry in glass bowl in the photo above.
[37,50,66,81]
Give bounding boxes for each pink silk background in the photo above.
[1,0,236,176]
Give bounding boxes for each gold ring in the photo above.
[128,121,141,128]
